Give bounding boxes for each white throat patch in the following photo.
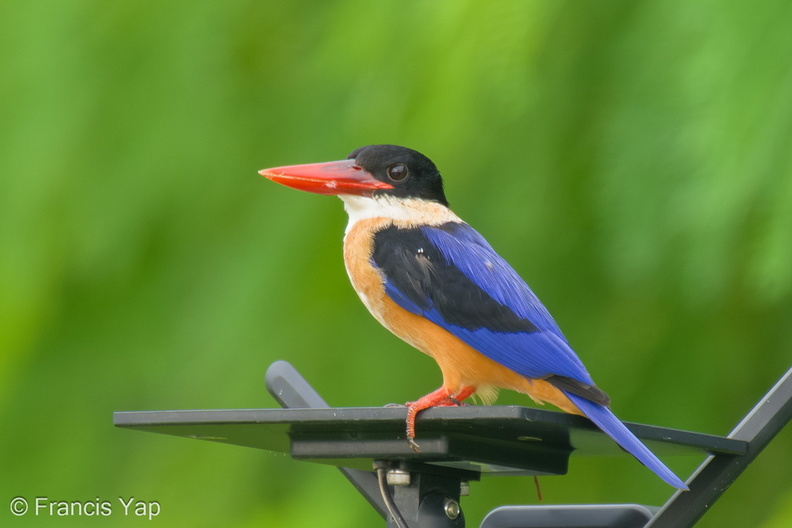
[339,195,461,233]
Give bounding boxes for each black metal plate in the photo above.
[113,405,746,477]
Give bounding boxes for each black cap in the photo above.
[347,145,448,206]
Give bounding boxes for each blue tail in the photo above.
[565,392,688,490]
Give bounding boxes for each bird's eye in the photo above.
[386,164,409,182]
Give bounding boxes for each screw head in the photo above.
[443,499,460,520]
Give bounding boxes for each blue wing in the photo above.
[371,221,594,387]
[371,221,689,489]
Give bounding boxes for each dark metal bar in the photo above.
[480,504,657,528]
[645,367,792,528]
[264,360,389,519]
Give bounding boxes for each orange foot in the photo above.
[405,386,475,451]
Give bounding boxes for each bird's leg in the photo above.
[405,387,449,451]
[449,386,475,405]
[405,385,475,451]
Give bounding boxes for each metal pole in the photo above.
[265,360,390,519]
[645,368,792,528]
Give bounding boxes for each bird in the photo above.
[259,144,688,489]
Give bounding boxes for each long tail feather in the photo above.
[565,392,688,490]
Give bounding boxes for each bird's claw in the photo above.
[408,438,421,452]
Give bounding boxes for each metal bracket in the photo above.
[114,363,792,528]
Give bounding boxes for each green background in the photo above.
[2,1,791,526]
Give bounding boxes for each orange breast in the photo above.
[343,218,582,415]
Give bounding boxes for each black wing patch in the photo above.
[546,375,611,406]
[371,225,538,333]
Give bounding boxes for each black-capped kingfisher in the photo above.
[259,144,687,489]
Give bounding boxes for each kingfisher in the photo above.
[259,144,687,489]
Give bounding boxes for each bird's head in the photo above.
[259,145,448,206]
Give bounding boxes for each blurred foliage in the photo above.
[1,1,791,527]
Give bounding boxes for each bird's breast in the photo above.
[343,218,412,340]
[344,217,458,357]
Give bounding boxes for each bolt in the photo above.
[386,469,411,486]
[444,499,460,520]
[460,480,470,497]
